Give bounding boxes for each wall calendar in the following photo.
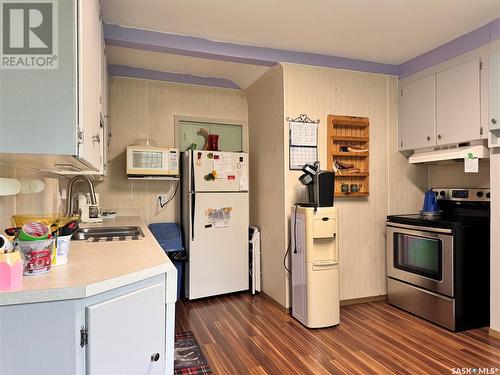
[287,114,320,170]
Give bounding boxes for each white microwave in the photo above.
[126,145,179,176]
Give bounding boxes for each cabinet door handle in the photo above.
[437,134,442,140]
[92,134,101,144]
[426,136,431,141]
[151,353,160,362]
[493,118,497,125]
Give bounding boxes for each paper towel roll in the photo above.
[0,178,21,196]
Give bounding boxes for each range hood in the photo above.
[409,144,490,164]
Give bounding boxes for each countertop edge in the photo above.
[0,286,85,306]
[84,263,171,298]
[0,217,178,307]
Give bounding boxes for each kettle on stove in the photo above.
[422,189,439,215]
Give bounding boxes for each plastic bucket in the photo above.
[15,239,55,275]
[18,222,50,241]
[53,235,72,266]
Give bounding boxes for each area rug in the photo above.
[174,331,212,374]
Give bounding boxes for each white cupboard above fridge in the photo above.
[399,58,484,153]
[0,0,107,175]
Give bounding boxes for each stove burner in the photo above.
[389,188,490,229]
[419,210,441,218]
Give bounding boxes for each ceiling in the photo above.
[101,0,500,64]
[101,0,500,88]
[106,46,269,89]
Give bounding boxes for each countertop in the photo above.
[0,216,177,306]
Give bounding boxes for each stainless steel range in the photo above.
[386,188,490,331]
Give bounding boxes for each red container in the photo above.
[207,134,219,151]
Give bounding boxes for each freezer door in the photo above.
[186,192,249,299]
[190,150,248,192]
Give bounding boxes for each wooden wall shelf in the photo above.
[331,151,369,157]
[327,115,370,197]
[335,192,369,197]
[330,136,369,142]
[330,115,369,127]
[335,172,369,177]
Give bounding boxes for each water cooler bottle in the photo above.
[291,205,340,328]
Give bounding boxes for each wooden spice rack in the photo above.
[327,115,370,197]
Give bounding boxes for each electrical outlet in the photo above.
[157,195,168,206]
[297,185,307,202]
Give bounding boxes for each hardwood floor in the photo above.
[175,293,500,374]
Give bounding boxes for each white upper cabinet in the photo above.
[398,58,483,152]
[436,59,481,145]
[100,39,109,176]
[490,50,500,132]
[399,75,436,151]
[0,0,105,173]
[78,0,103,171]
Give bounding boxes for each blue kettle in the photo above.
[422,189,439,214]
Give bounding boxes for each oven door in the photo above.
[386,222,453,297]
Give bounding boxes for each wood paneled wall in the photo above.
[0,165,63,228]
[490,150,500,333]
[429,162,490,188]
[98,77,248,224]
[281,63,427,304]
[490,40,500,334]
[387,83,429,216]
[2,65,493,316]
[246,65,287,306]
[0,164,15,229]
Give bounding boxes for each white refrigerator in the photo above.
[182,150,249,299]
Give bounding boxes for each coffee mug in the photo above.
[0,235,14,253]
[341,184,349,193]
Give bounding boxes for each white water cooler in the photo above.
[291,206,340,328]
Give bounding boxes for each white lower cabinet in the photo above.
[86,283,166,375]
[0,275,173,375]
[86,283,165,375]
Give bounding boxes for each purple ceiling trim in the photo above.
[491,18,500,41]
[104,23,399,75]
[105,17,500,81]
[105,39,276,67]
[108,64,241,89]
[399,18,500,78]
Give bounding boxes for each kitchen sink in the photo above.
[71,226,145,241]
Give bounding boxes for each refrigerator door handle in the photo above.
[191,192,195,241]
[190,149,195,192]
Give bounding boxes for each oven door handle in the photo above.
[386,222,452,234]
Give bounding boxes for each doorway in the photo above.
[177,120,243,152]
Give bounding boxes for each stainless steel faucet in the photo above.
[66,176,97,215]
